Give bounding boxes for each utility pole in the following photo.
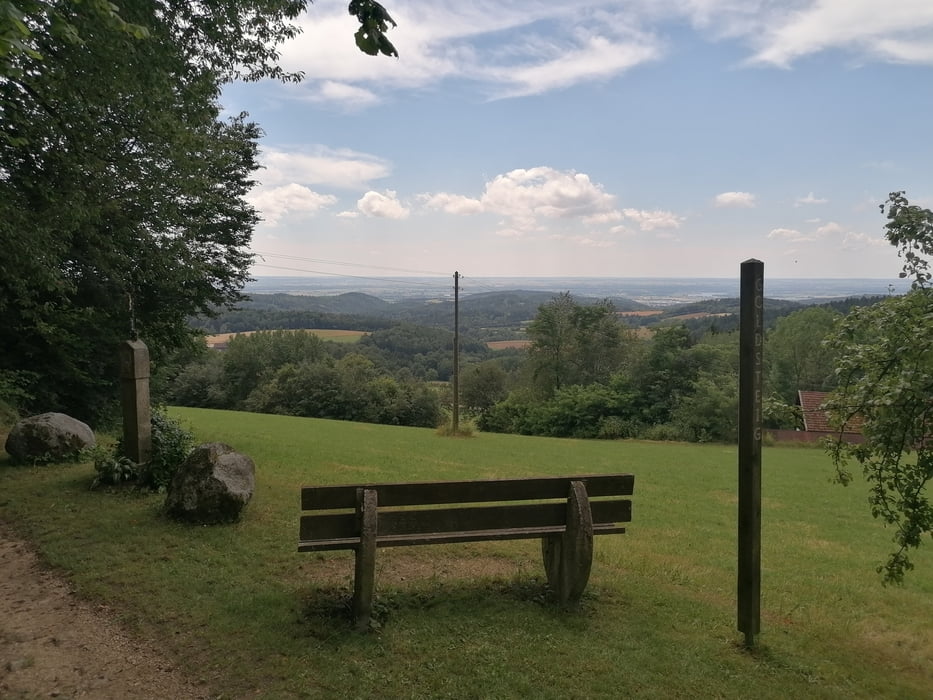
[452,271,460,433]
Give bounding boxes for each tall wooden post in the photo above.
[452,271,460,433]
[120,339,152,464]
[738,259,763,648]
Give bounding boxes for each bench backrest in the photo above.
[299,473,634,551]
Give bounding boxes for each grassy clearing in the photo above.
[1,408,931,698]
[205,329,367,347]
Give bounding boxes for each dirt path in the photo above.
[0,525,209,699]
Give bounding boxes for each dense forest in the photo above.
[166,289,883,439]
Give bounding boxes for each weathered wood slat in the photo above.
[299,499,631,546]
[298,523,627,552]
[301,473,634,510]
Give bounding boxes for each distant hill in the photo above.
[192,288,887,341]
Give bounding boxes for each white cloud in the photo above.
[358,190,410,219]
[306,81,380,109]
[420,192,484,215]
[336,211,360,219]
[257,1,933,110]
[622,208,684,230]
[487,32,662,99]
[795,192,828,206]
[481,167,616,229]
[816,221,845,236]
[421,166,618,233]
[246,184,337,226]
[747,0,933,67]
[583,210,624,225]
[258,147,391,190]
[842,231,887,249]
[714,191,757,208]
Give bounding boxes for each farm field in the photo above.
[486,339,532,350]
[1,409,931,698]
[205,329,367,347]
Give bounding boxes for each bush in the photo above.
[139,409,194,490]
[88,444,139,489]
[88,408,193,491]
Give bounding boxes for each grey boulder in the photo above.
[5,412,95,462]
[165,442,255,524]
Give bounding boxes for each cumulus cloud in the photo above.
[258,147,391,190]
[421,166,618,233]
[622,208,684,230]
[795,192,828,206]
[246,184,337,226]
[816,221,845,236]
[714,191,757,208]
[358,190,410,219]
[420,192,484,215]
[482,167,616,224]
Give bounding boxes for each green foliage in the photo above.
[1,2,304,422]
[766,306,842,403]
[88,444,138,490]
[824,192,933,584]
[87,408,192,491]
[183,333,444,428]
[526,292,632,397]
[349,0,398,57]
[140,409,194,491]
[459,361,509,415]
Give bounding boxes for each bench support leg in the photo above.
[353,488,378,630]
[542,480,594,604]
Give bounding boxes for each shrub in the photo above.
[139,409,194,490]
[88,444,139,489]
[88,408,193,492]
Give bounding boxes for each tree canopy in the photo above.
[824,192,933,584]
[1,1,361,422]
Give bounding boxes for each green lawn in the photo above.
[1,407,931,698]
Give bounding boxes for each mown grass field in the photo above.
[1,408,931,698]
[205,329,367,347]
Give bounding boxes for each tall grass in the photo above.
[1,407,930,698]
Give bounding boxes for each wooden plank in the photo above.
[299,499,631,546]
[301,473,634,510]
[298,523,627,552]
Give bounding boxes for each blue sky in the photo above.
[221,1,933,279]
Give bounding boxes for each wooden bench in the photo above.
[298,473,635,629]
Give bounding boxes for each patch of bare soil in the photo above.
[0,525,208,699]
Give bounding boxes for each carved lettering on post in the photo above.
[120,340,151,465]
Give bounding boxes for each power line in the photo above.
[252,250,450,277]
[251,262,446,287]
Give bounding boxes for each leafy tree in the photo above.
[1,1,399,423]
[460,361,508,415]
[766,307,841,403]
[824,192,933,584]
[526,293,630,396]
